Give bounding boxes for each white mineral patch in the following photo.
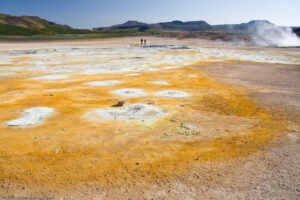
[185,75,197,78]
[29,74,71,80]
[0,67,23,71]
[92,103,165,120]
[5,107,54,127]
[0,72,16,76]
[162,66,179,70]
[112,88,146,97]
[83,80,124,87]
[149,81,170,85]
[81,67,133,75]
[155,90,190,98]
[136,67,158,72]
[124,73,140,76]
[182,123,199,130]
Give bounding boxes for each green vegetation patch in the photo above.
[0,23,40,36]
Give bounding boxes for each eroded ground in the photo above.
[0,37,299,199]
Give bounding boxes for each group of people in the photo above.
[140,38,147,45]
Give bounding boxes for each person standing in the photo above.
[144,39,147,45]
[141,38,143,45]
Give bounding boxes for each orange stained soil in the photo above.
[0,49,289,190]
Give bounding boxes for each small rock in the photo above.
[170,118,177,122]
[181,123,198,130]
[176,123,201,136]
[112,101,128,107]
[56,146,62,154]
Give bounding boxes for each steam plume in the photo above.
[248,21,300,47]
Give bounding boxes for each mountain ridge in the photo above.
[0,13,91,36]
[95,19,283,33]
[0,13,299,38]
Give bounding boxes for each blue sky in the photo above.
[0,0,299,28]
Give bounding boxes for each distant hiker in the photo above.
[144,39,147,45]
[141,38,143,45]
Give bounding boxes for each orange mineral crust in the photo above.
[0,40,294,189]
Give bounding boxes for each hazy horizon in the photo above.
[1,0,299,29]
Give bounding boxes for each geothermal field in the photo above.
[0,37,299,199]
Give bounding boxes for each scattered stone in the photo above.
[112,101,128,107]
[145,99,156,105]
[161,132,173,138]
[181,123,198,130]
[176,123,201,136]
[170,118,177,122]
[43,94,54,97]
[180,103,192,107]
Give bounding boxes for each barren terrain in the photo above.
[0,37,299,199]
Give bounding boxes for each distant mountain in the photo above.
[155,20,211,31]
[95,20,299,35]
[95,20,212,32]
[0,14,91,36]
[96,20,212,32]
[1,13,298,43]
[111,21,147,29]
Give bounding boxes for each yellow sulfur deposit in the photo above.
[0,43,291,189]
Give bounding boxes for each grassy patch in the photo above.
[0,23,40,36]
[0,14,10,19]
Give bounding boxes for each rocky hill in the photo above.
[95,20,212,32]
[0,14,91,36]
